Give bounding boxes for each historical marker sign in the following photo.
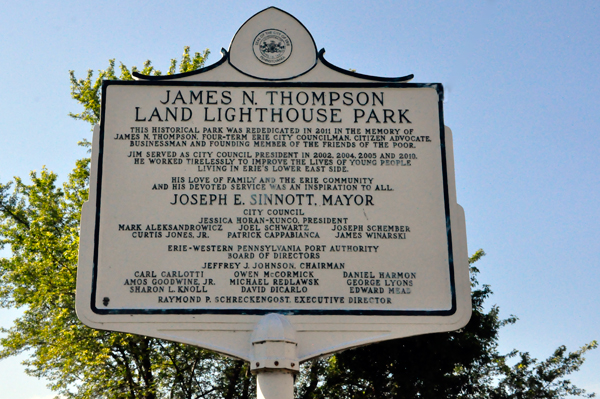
[96,83,453,315]
[77,7,470,362]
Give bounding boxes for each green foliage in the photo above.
[1,48,596,398]
[294,251,596,399]
[491,341,598,399]
[1,47,255,399]
[0,159,248,398]
[68,46,209,128]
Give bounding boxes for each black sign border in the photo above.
[91,81,456,317]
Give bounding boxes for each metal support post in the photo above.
[250,313,299,399]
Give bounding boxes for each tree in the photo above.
[1,47,254,399]
[296,250,597,399]
[1,48,596,398]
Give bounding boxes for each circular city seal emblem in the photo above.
[253,29,293,66]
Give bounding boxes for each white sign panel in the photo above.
[76,7,470,361]
[95,83,454,315]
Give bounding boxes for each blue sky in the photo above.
[1,1,598,397]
